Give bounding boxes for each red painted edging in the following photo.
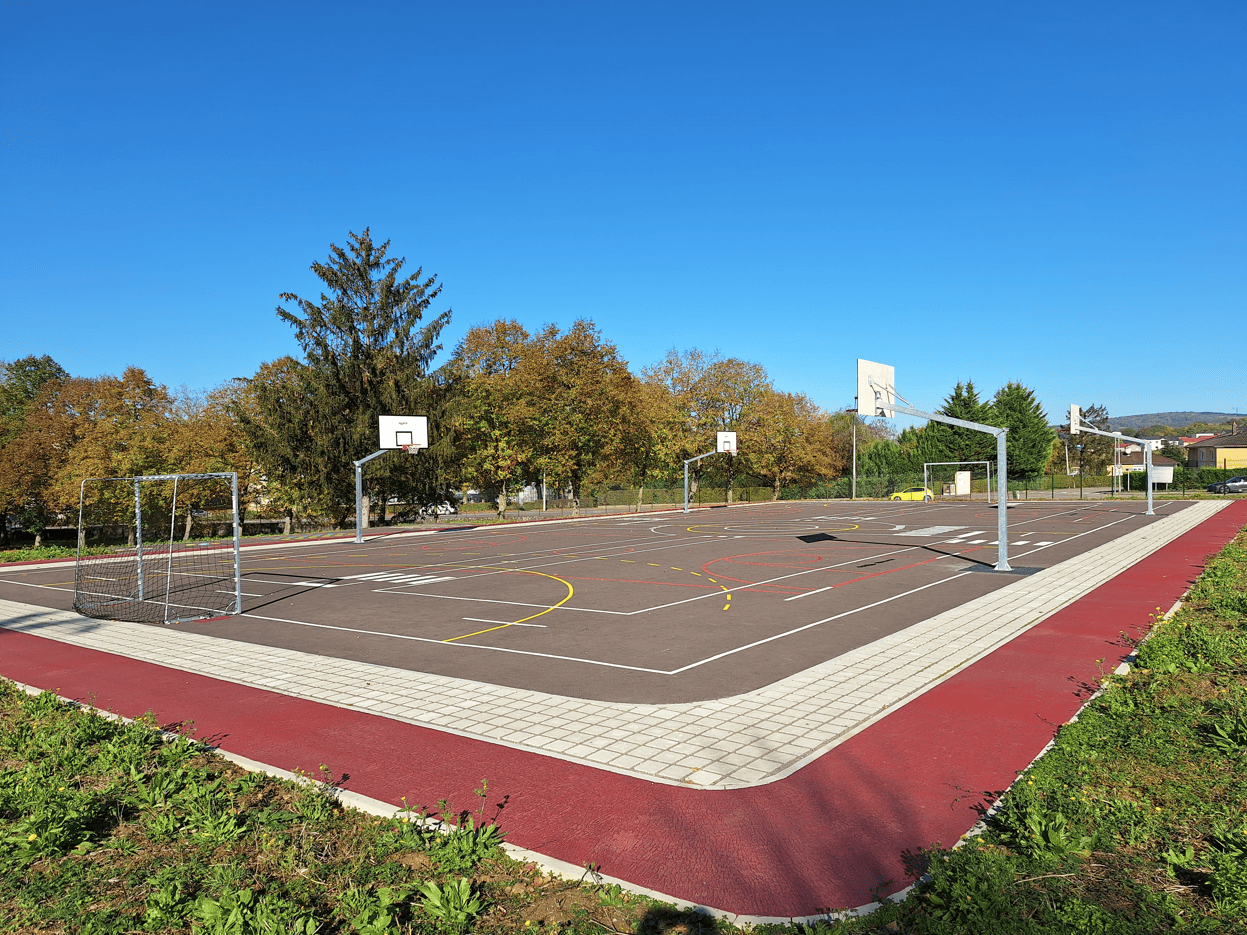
[2,502,1243,916]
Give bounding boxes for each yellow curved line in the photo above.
[512,570,575,623]
[441,567,574,641]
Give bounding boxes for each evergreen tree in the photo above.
[918,382,997,466]
[238,230,455,524]
[992,382,1054,478]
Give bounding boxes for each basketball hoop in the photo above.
[401,444,418,455]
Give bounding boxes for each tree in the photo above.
[448,320,534,516]
[515,320,641,510]
[991,382,1055,479]
[239,230,455,525]
[915,381,997,467]
[0,355,69,543]
[741,390,841,499]
[641,350,769,501]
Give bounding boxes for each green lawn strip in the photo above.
[0,545,112,564]
[0,687,727,934]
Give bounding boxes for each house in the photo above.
[1115,451,1178,480]
[1185,432,1247,470]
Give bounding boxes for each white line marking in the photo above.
[784,586,832,602]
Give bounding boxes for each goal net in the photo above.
[74,473,241,624]
[923,461,994,502]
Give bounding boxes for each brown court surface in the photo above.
[0,499,1198,704]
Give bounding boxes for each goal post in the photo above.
[74,472,241,625]
[923,461,994,503]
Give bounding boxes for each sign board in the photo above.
[378,415,428,450]
[717,431,738,454]
[856,359,895,418]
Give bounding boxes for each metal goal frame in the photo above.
[74,472,241,624]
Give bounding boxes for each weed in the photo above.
[417,877,482,933]
[598,883,629,908]
[192,887,318,935]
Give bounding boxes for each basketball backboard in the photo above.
[1069,404,1081,435]
[378,415,429,450]
[717,431,738,455]
[856,360,896,418]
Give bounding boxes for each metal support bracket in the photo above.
[354,449,390,543]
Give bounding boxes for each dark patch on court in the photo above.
[0,500,1199,703]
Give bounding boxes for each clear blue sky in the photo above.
[3,0,1244,428]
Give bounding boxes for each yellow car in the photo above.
[890,486,933,502]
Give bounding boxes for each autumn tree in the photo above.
[641,350,769,500]
[741,390,841,499]
[524,321,641,508]
[448,320,534,516]
[0,355,70,543]
[238,230,455,525]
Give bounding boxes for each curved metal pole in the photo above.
[354,450,390,543]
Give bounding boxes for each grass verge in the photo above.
[0,545,112,564]
[2,526,1245,933]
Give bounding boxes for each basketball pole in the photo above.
[1067,408,1154,516]
[354,449,390,543]
[876,387,1012,572]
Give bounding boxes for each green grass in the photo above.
[2,526,1246,933]
[0,544,111,564]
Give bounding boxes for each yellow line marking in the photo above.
[707,578,717,583]
[622,560,635,563]
[442,568,574,640]
[671,567,682,571]
[691,572,702,576]
[647,563,660,566]
[443,622,514,641]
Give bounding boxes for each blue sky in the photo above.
[3,0,1244,429]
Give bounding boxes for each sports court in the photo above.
[0,499,1201,705]
[0,498,1240,918]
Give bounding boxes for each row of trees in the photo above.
[1,230,1082,540]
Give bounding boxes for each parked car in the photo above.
[890,486,934,502]
[420,501,459,517]
[1207,476,1247,494]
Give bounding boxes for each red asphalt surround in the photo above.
[2,500,1244,918]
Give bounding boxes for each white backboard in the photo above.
[856,359,895,418]
[717,431,738,454]
[378,415,428,450]
[1069,404,1081,435]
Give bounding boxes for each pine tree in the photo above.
[238,230,454,524]
[918,381,997,467]
[991,382,1055,478]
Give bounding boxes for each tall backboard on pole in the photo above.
[378,415,428,450]
[716,431,738,455]
[857,360,896,418]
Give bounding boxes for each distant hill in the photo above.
[1108,412,1241,432]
